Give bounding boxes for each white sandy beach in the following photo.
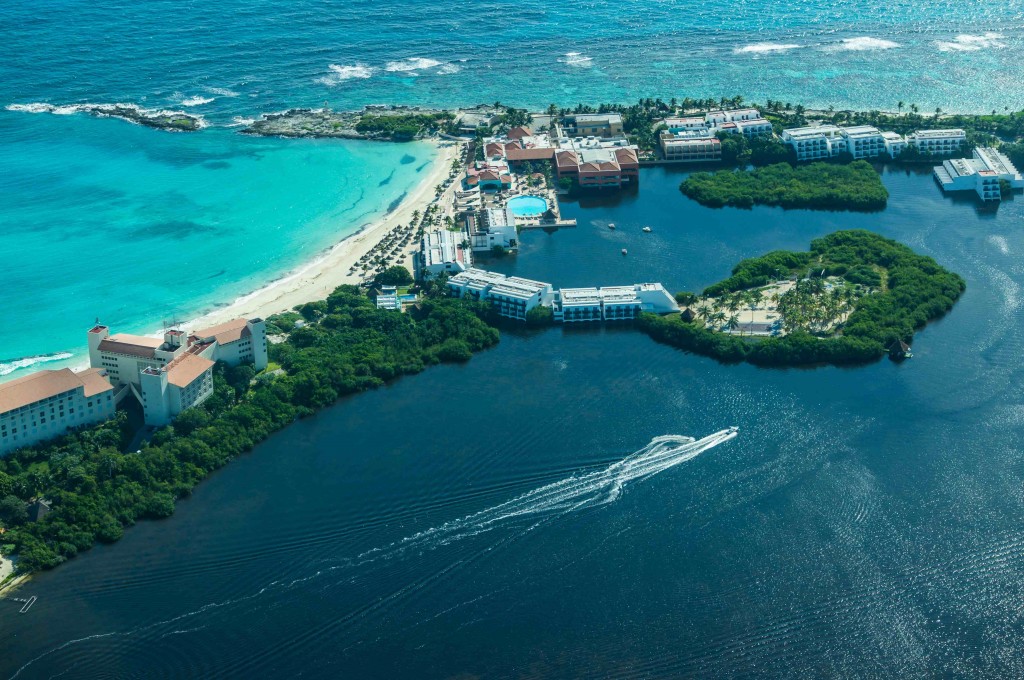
[184,139,460,331]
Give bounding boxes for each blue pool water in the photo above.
[507,195,548,217]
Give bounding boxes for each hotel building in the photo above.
[934,147,1023,201]
[907,129,966,155]
[555,137,640,188]
[470,206,518,253]
[87,317,268,425]
[660,134,722,162]
[447,269,554,319]
[782,125,909,161]
[447,269,678,323]
[419,229,471,278]
[1,368,115,455]
[555,284,678,322]
[560,113,624,138]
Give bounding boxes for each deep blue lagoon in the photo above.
[3,167,1023,677]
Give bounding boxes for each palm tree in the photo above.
[711,311,727,329]
[727,314,741,335]
[897,101,905,116]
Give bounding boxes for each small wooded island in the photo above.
[680,160,889,211]
[639,230,965,366]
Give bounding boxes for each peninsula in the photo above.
[639,230,965,366]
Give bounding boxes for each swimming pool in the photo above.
[507,195,548,217]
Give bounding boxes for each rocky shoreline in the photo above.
[5,102,205,131]
[241,107,367,139]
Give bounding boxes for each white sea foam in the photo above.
[180,96,215,107]
[317,63,377,86]
[436,62,462,75]
[0,352,74,377]
[559,52,594,68]
[206,87,240,97]
[5,101,208,128]
[385,57,443,73]
[829,36,900,51]
[935,33,1006,52]
[227,116,256,127]
[734,42,802,54]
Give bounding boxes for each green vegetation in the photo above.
[354,112,454,141]
[680,161,889,211]
[0,288,498,574]
[525,306,555,327]
[373,265,414,287]
[639,230,965,367]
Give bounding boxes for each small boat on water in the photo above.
[608,223,616,229]
[621,248,628,255]
[642,226,652,233]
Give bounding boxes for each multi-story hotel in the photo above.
[934,147,1023,201]
[139,354,215,427]
[447,269,678,323]
[907,129,966,155]
[660,135,722,162]
[560,113,624,138]
[87,317,267,425]
[419,228,471,277]
[447,269,554,319]
[554,137,640,188]
[470,206,518,253]
[555,284,678,322]
[0,368,115,455]
[781,125,845,161]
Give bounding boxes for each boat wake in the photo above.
[7,429,736,678]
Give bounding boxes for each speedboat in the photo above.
[608,223,616,229]
[642,226,652,233]
[621,248,628,255]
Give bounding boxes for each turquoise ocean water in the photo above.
[2,0,1022,378]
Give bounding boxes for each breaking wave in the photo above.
[936,33,1006,52]
[316,63,377,85]
[180,96,215,107]
[385,57,443,72]
[828,36,900,51]
[559,52,594,67]
[206,87,240,97]
[0,352,74,377]
[5,102,208,128]
[734,42,802,54]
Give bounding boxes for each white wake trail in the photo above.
[8,429,736,679]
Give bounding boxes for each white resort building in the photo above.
[782,124,910,161]
[0,368,115,455]
[660,108,771,162]
[87,317,268,426]
[470,206,518,253]
[907,129,966,155]
[419,229,471,278]
[139,354,215,427]
[934,147,1023,201]
[446,269,678,323]
[555,284,678,322]
[447,268,554,320]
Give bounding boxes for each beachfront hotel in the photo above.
[560,113,624,138]
[0,368,115,455]
[934,147,1023,201]
[139,354,215,427]
[418,229,471,278]
[87,318,268,425]
[469,206,518,253]
[782,124,908,161]
[907,129,966,154]
[555,137,640,188]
